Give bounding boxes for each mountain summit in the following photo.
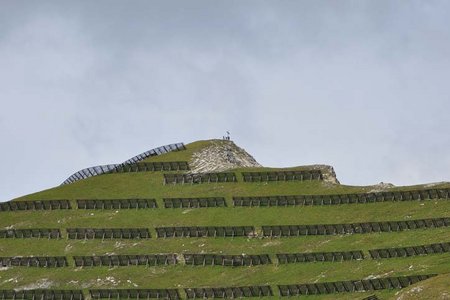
[0,139,449,299]
[189,140,261,173]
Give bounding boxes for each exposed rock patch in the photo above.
[309,165,340,184]
[189,141,340,185]
[368,182,395,193]
[189,140,261,173]
[18,278,54,289]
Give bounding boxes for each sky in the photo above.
[1,1,449,201]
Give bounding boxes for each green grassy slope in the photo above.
[1,140,449,299]
[392,273,450,299]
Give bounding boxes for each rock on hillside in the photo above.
[189,140,261,173]
[309,164,340,184]
[368,182,396,193]
[189,140,340,185]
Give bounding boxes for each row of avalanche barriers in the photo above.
[61,143,185,185]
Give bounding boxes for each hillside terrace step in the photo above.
[184,286,273,299]
[163,197,226,208]
[0,276,434,300]
[156,226,255,238]
[0,256,67,267]
[0,228,61,239]
[74,254,177,267]
[278,274,437,296]
[277,251,364,263]
[369,241,450,259]
[262,217,450,237]
[0,290,84,300]
[0,200,71,211]
[66,228,151,239]
[2,219,448,240]
[1,245,449,269]
[105,161,190,173]
[233,187,450,206]
[163,173,237,184]
[90,289,180,300]
[183,254,271,266]
[242,170,323,182]
[3,187,448,212]
[77,199,157,209]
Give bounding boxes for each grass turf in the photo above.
[0,140,449,299]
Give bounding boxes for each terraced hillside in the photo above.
[0,139,449,300]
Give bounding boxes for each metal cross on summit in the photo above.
[223,131,231,141]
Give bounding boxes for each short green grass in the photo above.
[1,140,449,299]
[393,273,450,299]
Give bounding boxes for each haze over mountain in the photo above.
[1,1,450,201]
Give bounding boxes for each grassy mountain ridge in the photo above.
[0,139,449,299]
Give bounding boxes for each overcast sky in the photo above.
[1,1,449,201]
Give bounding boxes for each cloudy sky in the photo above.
[1,1,449,201]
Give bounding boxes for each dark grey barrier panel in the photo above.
[278,274,437,296]
[183,254,271,266]
[233,188,450,207]
[77,199,157,209]
[0,200,71,211]
[262,217,450,237]
[156,226,255,238]
[90,289,180,300]
[0,256,67,267]
[0,228,61,239]
[369,242,450,259]
[362,295,379,300]
[108,161,189,173]
[0,290,84,300]
[277,251,364,264]
[67,228,150,239]
[74,254,177,267]
[123,144,186,165]
[163,173,237,184]
[241,170,323,182]
[62,142,186,185]
[164,197,226,208]
[185,286,273,298]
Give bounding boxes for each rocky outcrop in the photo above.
[189,140,261,173]
[189,141,340,185]
[368,182,395,193]
[309,165,340,184]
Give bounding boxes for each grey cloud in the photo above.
[0,1,449,201]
